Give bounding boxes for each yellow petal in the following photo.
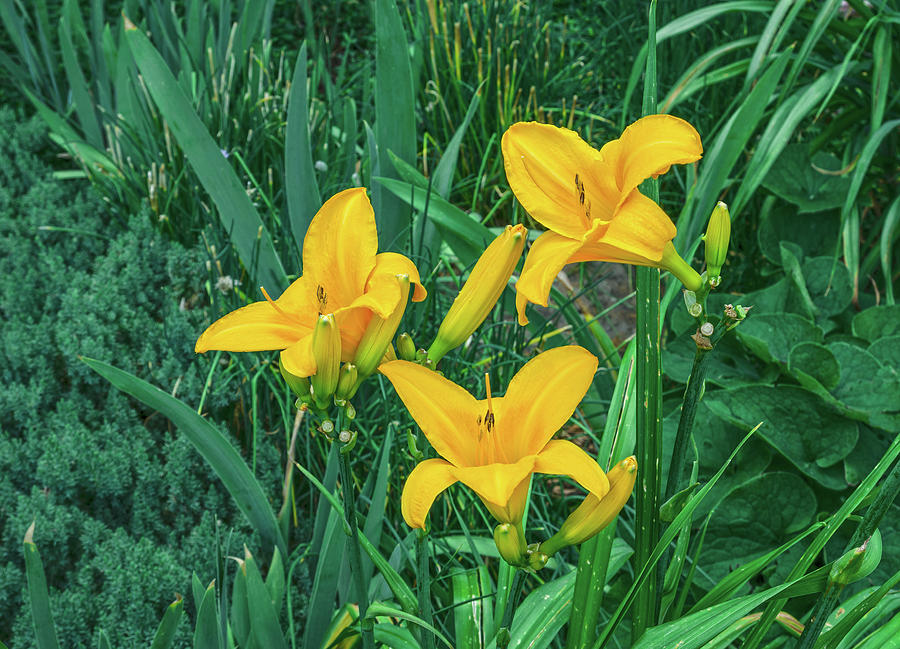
[533,440,610,498]
[302,187,378,309]
[280,333,316,377]
[379,360,478,466]
[195,300,309,353]
[401,458,458,529]
[483,478,531,527]
[370,252,427,302]
[602,114,702,202]
[495,345,598,457]
[452,455,536,518]
[585,189,677,263]
[514,231,584,325]
[502,122,618,238]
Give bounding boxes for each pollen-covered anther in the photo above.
[316,284,328,313]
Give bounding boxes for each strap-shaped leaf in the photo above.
[123,20,287,292]
[81,357,286,559]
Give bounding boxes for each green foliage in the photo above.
[0,109,294,647]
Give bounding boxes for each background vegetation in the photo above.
[1,0,898,647]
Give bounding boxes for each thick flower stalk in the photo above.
[501,115,704,325]
[427,224,527,363]
[195,187,426,378]
[381,346,610,564]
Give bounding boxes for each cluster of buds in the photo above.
[492,456,638,571]
[279,273,414,444]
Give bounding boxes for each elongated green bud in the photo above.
[396,333,417,362]
[427,224,526,363]
[279,356,310,398]
[335,363,358,403]
[493,522,527,567]
[352,274,411,388]
[310,314,340,410]
[704,201,731,283]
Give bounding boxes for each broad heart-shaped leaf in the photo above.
[662,333,761,388]
[699,472,817,585]
[803,257,853,317]
[869,335,900,373]
[844,425,891,486]
[827,342,900,416]
[662,403,772,519]
[736,313,823,366]
[704,385,856,489]
[758,204,841,264]
[761,144,853,212]
[789,341,841,390]
[81,358,286,558]
[852,305,900,342]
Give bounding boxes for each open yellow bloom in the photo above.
[381,346,610,531]
[195,188,426,376]
[502,115,704,325]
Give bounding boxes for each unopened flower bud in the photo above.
[700,322,714,337]
[427,224,526,363]
[493,522,528,567]
[335,363,358,402]
[397,333,417,361]
[310,314,341,410]
[540,456,637,556]
[353,275,411,384]
[279,356,310,398]
[704,201,731,281]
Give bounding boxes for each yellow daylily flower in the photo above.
[427,224,527,363]
[381,346,610,535]
[502,115,704,325]
[195,187,426,377]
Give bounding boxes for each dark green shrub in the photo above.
[0,108,296,647]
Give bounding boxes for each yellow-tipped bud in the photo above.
[703,201,731,282]
[279,356,310,398]
[493,522,528,567]
[335,363,358,402]
[540,456,637,556]
[353,274,411,384]
[660,242,703,292]
[427,224,526,363]
[310,314,341,410]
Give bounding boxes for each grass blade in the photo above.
[23,524,61,649]
[149,596,185,649]
[80,357,286,559]
[124,18,287,292]
[374,0,416,251]
[881,197,900,305]
[285,42,322,256]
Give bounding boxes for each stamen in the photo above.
[483,373,495,432]
[261,286,290,319]
[316,285,328,313]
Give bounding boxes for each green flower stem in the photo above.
[338,436,374,649]
[795,459,900,648]
[497,569,527,648]
[416,529,436,649]
[633,1,662,641]
[664,321,727,502]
